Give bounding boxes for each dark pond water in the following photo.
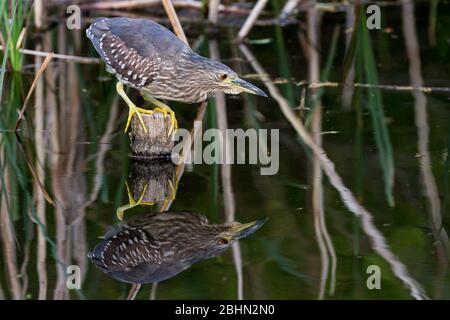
[0,1,449,300]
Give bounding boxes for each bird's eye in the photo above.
[217,238,229,245]
[219,73,228,81]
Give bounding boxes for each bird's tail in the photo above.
[85,17,111,62]
[87,241,110,272]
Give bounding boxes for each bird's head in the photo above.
[194,58,267,98]
[202,218,268,255]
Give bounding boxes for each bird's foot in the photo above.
[127,182,154,206]
[167,179,177,200]
[125,104,154,134]
[140,92,177,136]
[116,82,152,134]
[116,182,154,220]
[153,106,178,136]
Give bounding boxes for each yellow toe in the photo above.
[154,107,178,136]
[125,104,149,134]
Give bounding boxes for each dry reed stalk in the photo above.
[279,0,301,19]
[210,39,243,300]
[0,46,101,63]
[208,0,221,24]
[15,53,53,130]
[298,80,450,93]
[237,0,269,41]
[402,0,450,263]
[14,53,55,206]
[161,0,188,44]
[79,0,253,15]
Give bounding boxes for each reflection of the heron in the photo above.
[88,211,267,284]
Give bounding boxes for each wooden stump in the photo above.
[129,160,176,203]
[129,112,174,160]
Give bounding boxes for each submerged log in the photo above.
[129,112,174,160]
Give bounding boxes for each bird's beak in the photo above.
[231,78,268,97]
[229,217,269,240]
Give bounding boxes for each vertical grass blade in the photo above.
[357,8,395,206]
[305,26,340,126]
[270,0,295,106]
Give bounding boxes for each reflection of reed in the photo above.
[0,279,4,299]
[84,98,119,208]
[308,8,326,299]
[19,241,31,299]
[44,25,90,300]
[239,44,428,300]
[0,153,22,300]
[402,0,449,296]
[149,282,158,300]
[34,44,48,300]
[210,39,244,300]
[47,26,67,300]
[127,284,142,300]
[305,7,336,299]
[33,3,48,299]
[428,0,438,46]
[341,3,355,110]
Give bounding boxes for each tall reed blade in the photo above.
[357,8,395,206]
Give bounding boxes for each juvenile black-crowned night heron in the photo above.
[88,211,267,284]
[86,17,267,135]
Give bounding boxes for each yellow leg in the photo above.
[159,178,179,210]
[167,178,178,200]
[141,93,178,136]
[116,82,153,134]
[116,181,154,220]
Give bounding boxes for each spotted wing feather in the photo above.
[86,17,187,87]
[88,227,160,272]
[106,17,188,59]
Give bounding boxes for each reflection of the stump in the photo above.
[129,160,176,204]
[88,211,267,284]
[116,160,177,219]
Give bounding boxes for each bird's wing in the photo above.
[88,226,160,272]
[106,17,190,60]
[86,17,193,86]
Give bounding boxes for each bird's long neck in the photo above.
[177,52,219,97]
